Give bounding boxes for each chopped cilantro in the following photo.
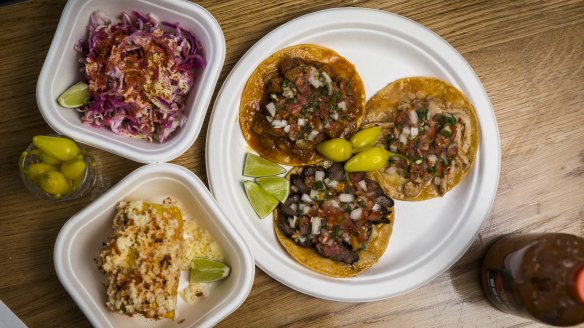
[440,126,452,137]
[439,114,457,126]
[332,91,341,101]
[417,108,429,121]
[314,180,324,190]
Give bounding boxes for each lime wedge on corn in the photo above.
[190,258,231,283]
[243,153,285,177]
[57,82,89,108]
[256,176,290,203]
[243,180,279,218]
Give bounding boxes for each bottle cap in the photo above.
[577,266,584,303]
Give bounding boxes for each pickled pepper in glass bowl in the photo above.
[19,135,96,201]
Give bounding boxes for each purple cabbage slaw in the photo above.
[75,11,206,143]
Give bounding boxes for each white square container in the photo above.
[54,163,255,327]
[37,0,225,163]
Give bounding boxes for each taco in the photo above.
[274,161,394,277]
[363,77,480,201]
[240,44,366,165]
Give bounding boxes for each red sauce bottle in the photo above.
[481,233,584,326]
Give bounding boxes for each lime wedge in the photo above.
[243,180,279,218]
[190,258,231,283]
[243,153,286,177]
[256,176,290,203]
[57,82,89,108]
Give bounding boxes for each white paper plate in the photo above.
[206,8,500,302]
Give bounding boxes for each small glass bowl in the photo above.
[19,137,97,201]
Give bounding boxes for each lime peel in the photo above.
[57,82,89,108]
[190,258,231,283]
[243,153,286,177]
[256,176,290,203]
[243,180,279,219]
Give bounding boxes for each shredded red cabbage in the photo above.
[75,11,205,143]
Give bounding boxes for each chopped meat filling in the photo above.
[381,94,473,197]
[253,58,359,162]
[277,164,393,264]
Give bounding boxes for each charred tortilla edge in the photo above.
[240,44,366,166]
[273,164,394,278]
[364,77,480,201]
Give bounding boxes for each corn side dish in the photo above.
[98,200,187,320]
[98,199,225,320]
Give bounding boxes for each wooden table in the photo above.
[1,0,583,327]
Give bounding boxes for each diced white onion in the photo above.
[301,193,312,203]
[310,189,320,199]
[339,193,355,203]
[390,144,398,152]
[266,116,273,123]
[272,119,282,127]
[315,171,325,181]
[311,217,322,235]
[428,154,438,162]
[337,101,346,110]
[297,118,305,126]
[324,120,331,129]
[283,125,291,133]
[357,180,367,191]
[308,67,322,88]
[409,110,418,125]
[307,130,320,141]
[410,127,419,137]
[386,166,397,175]
[298,203,305,211]
[309,78,321,88]
[321,71,332,84]
[290,185,298,193]
[372,203,381,212]
[331,112,339,121]
[326,179,339,188]
[303,206,311,214]
[350,208,363,220]
[266,102,276,117]
[290,203,298,212]
[434,177,442,185]
[288,216,298,228]
[440,152,448,162]
[329,199,340,208]
[280,120,288,127]
[402,126,411,136]
[282,87,294,98]
[399,134,408,144]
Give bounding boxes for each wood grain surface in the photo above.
[1,0,583,327]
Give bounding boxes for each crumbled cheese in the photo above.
[182,220,224,264]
